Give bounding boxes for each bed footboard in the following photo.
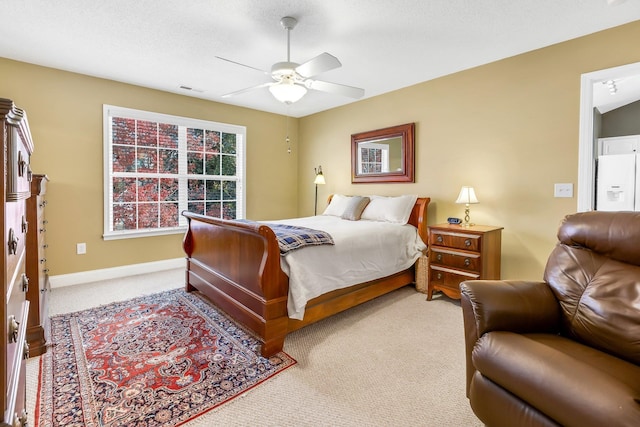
[182,212,289,356]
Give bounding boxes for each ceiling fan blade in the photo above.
[221,82,273,98]
[307,80,365,99]
[215,56,270,75]
[295,52,341,78]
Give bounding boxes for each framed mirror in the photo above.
[351,122,415,183]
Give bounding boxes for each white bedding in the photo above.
[266,216,427,320]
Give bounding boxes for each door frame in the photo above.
[578,61,640,211]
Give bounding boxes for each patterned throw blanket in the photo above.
[264,223,335,255]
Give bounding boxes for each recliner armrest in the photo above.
[461,280,561,336]
[460,280,561,396]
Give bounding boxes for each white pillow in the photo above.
[360,194,418,224]
[322,194,353,216]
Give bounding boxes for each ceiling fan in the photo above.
[216,16,365,104]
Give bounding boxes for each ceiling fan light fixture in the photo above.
[269,79,307,104]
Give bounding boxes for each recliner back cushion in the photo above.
[543,211,640,365]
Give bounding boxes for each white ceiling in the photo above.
[2,0,640,118]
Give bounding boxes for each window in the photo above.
[103,105,246,240]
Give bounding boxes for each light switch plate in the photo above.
[554,183,573,198]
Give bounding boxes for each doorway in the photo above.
[578,61,640,211]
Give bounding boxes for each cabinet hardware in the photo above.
[21,274,29,292]
[436,235,443,243]
[23,341,30,360]
[464,258,471,266]
[8,228,18,255]
[13,409,28,427]
[464,239,471,247]
[8,315,19,343]
[18,151,26,177]
[436,254,442,261]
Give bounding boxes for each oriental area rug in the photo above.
[36,288,296,427]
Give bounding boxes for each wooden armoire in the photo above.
[1,98,33,426]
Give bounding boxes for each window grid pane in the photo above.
[106,107,245,238]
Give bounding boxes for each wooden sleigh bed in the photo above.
[182,197,430,357]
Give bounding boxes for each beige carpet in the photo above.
[27,268,482,426]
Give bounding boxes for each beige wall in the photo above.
[0,59,299,275]
[299,20,640,281]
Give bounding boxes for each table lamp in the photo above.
[455,186,478,227]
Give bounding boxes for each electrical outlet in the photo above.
[554,183,573,198]
[77,243,86,255]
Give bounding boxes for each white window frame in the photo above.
[103,105,246,240]
[358,142,390,174]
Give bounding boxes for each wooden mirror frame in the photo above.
[351,122,415,183]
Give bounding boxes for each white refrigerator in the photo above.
[596,153,640,211]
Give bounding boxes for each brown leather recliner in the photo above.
[461,211,640,427]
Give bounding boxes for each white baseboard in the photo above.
[49,258,185,289]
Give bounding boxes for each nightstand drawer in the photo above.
[429,231,480,252]
[429,248,481,273]
[429,265,479,294]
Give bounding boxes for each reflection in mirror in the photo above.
[357,136,403,174]
[351,123,414,183]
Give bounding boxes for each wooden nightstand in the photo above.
[427,223,503,300]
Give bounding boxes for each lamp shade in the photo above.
[269,79,307,104]
[314,166,325,185]
[455,186,479,204]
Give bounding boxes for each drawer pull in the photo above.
[464,258,471,267]
[44,268,50,274]
[17,151,26,177]
[21,274,29,292]
[436,235,443,243]
[40,227,46,233]
[40,258,46,264]
[22,216,28,233]
[8,228,18,255]
[43,243,49,249]
[8,315,19,343]
[15,409,28,427]
[437,273,442,280]
[465,239,472,247]
[436,254,442,261]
